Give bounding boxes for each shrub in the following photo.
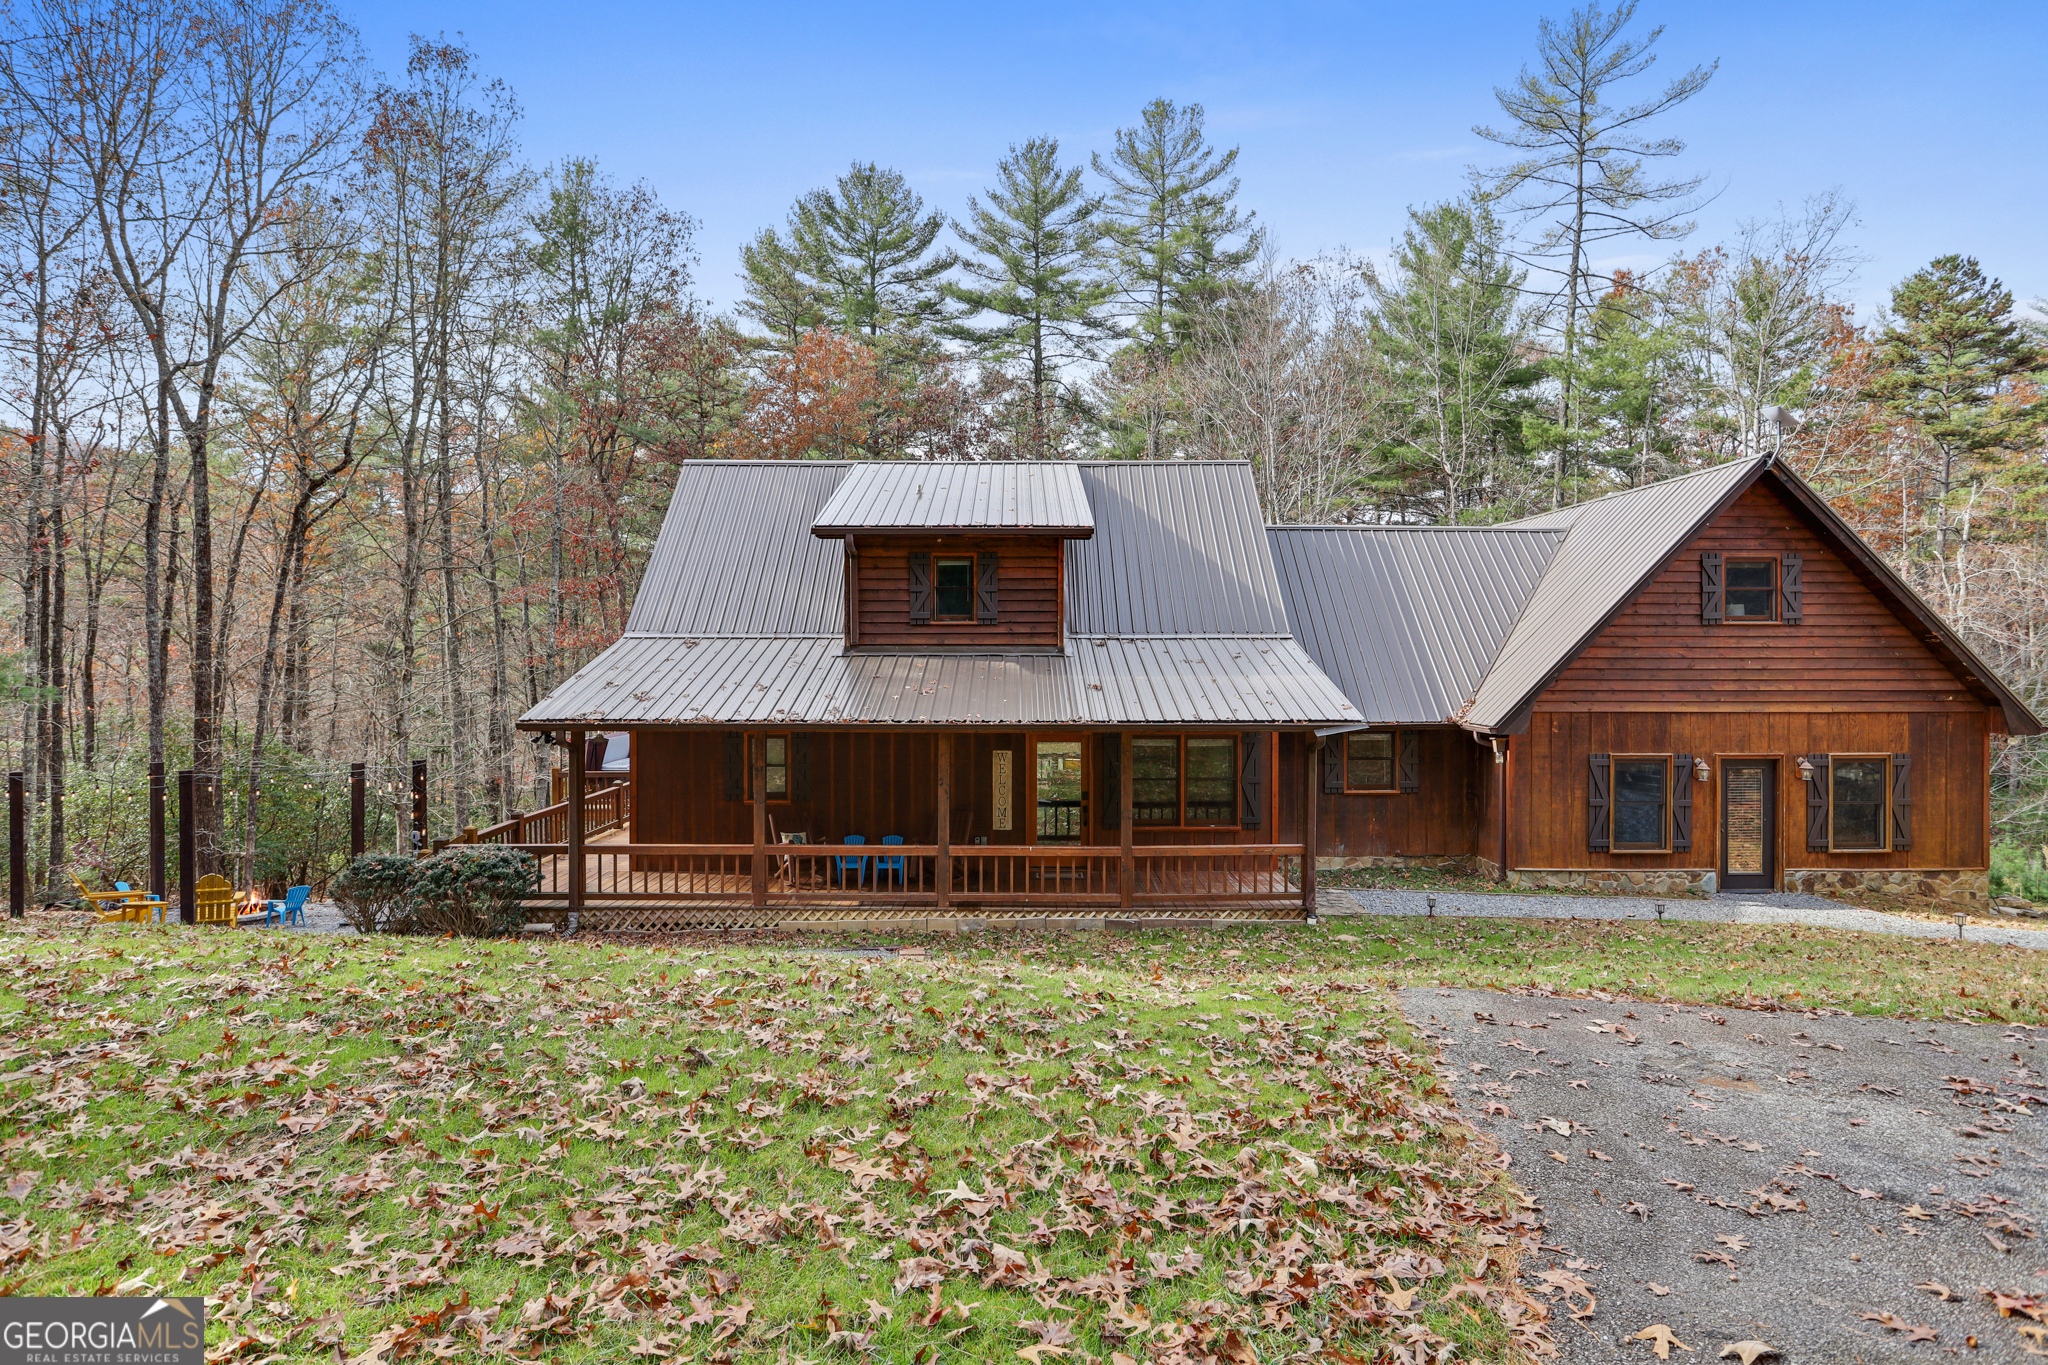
[331,854,417,934]
[403,847,538,937]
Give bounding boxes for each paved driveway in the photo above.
[1401,987,2048,1362]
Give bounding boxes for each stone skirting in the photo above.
[1317,854,1479,874]
[1782,867,1989,907]
[1506,868,1717,896]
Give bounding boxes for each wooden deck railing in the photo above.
[511,841,1307,913]
[433,781,631,854]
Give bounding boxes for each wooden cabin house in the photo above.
[508,456,2036,926]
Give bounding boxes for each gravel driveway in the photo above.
[1339,888,2048,952]
[1401,987,2048,1362]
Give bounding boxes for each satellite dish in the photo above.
[1758,405,1804,433]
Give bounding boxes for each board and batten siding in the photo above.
[1317,726,1490,858]
[1539,481,1983,714]
[848,536,1063,649]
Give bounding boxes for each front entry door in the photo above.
[1031,737,1087,843]
[1720,760,1777,892]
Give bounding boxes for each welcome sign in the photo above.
[0,1297,204,1365]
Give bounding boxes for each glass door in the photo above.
[1031,737,1087,843]
[1720,760,1776,893]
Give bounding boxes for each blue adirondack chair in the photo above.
[114,882,169,922]
[833,835,869,889]
[875,835,906,887]
[265,885,311,927]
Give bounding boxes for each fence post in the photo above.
[567,733,586,916]
[149,761,166,903]
[410,758,427,855]
[8,772,22,919]
[349,762,365,857]
[178,769,196,925]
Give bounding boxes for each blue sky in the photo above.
[343,0,2046,320]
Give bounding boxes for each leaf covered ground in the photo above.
[0,920,1554,1365]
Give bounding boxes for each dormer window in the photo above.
[933,555,977,621]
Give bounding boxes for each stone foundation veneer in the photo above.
[1317,855,1477,874]
[1782,868,1988,907]
[1505,868,1717,896]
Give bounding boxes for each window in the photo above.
[1130,735,1238,827]
[747,733,790,801]
[933,556,975,621]
[1725,557,1777,622]
[1830,755,1888,851]
[1612,757,1670,851]
[1344,732,1396,792]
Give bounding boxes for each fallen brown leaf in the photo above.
[1631,1323,1691,1359]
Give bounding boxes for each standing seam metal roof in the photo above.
[1270,526,1564,724]
[810,461,1094,536]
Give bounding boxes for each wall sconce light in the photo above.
[1796,757,1815,782]
[1693,757,1710,782]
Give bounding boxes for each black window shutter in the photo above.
[1700,552,1724,624]
[908,552,932,625]
[790,734,813,803]
[975,552,999,624]
[1890,753,1912,850]
[1322,738,1344,794]
[722,732,744,802]
[1805,754,1830,850]
[1097,734,1120,830]
[1781,552,1803,624]
[1398,730,1421,792]
[1238,732,1264,829]
[1672,754,1693,851]
[1587,753,1611,851]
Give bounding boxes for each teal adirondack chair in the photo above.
[264,885,311,927]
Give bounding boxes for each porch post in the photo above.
[567,732,586,915]
[750,732,768,908]
[1303,734,1320,918]
[934,733,951,911]
[1119,731,1134,912]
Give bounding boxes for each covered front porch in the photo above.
[489,727,1325,928]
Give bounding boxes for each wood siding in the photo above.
[849,537,1063,649]
[1319,727,1490,858]
[1510,710,1989,872]
[1541,481,1982,713]
[634,729,1292,848]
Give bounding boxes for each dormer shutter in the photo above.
[1700,552,1724,623]
[975,552,999,623]
[908,552,931,625]
[1781,552,1803,623]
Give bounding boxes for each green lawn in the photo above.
[0,922,1548,1364]
[3,913,2039,1365]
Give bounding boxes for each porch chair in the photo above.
[832,835,869,889]
[774,832,809,889]
[193,874,239,928]
[111,882,168,923]
[265,885,311,927]
[875,835,906,888]
[71,873,146,912]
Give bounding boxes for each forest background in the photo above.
[0,0,2043,897]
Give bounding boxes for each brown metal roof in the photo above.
[1270,525,1563,724]
[627,461,847,635]
[810,461,1094,538]
[519,633,1359,727]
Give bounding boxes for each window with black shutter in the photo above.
[1828,754,1889,851]
[1725,557,1778,621]
[933,555,975,621]
[908,552,932,624]
[1611,756,1672,852]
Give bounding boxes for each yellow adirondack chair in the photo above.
[193,874,239,927]
[72,873,147,911]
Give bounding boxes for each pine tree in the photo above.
[944,137,1114,457]
[793,162,958,341]
[1865,255,2046,562]
[737,227,824,349]
[1093,99,1262,456]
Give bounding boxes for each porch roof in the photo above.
[517,633,1362,728]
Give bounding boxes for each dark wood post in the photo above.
[750,733,768,908]
[1119,731,1134,912]
[148,761,166,902]
[7,772,23,919]
[177,769,196,924]
[566,733,586,915]
[1303,735,1320,919]
[935,733,951,911]
[410,758,427,854]
[349,762,365,857]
